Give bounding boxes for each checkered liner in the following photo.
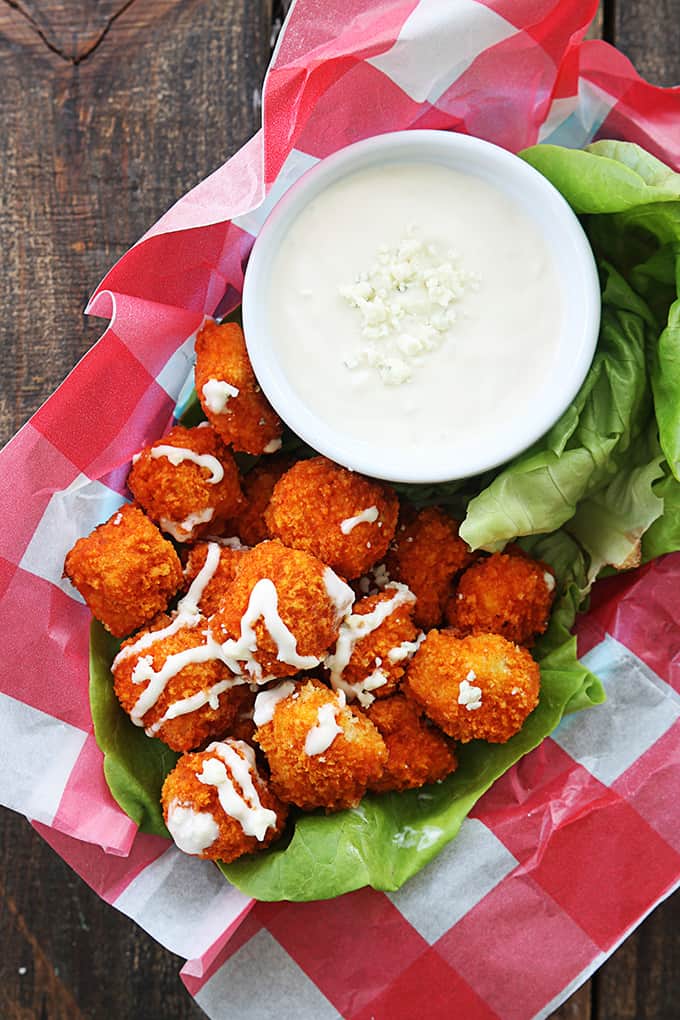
[1,2,679,1018]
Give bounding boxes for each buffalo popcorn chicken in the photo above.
[265,456,399,579]
[209,539,355,681]
[194,320,282,455]
[254,679,387,812]
[182,540,249,617]
[405,630,540,743]
[222,453,294,546]
[447,547,556,645]
[367,694,458,794]
[128,423,243,542]
[385,506,474,629]
[64,504,183,638]
[161,739,288,862]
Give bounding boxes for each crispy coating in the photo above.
[447,549,556,645]
[64,504,183,638]
[385,507,474,629]
[265,456,399,579]
[227,686,258,746]
[161,739,287,862]
[113,620,246,751]
[366,695,457,794]
[327,589,420,703]
[210,540,354,680]
[404,631,540,744]
[194,320,282,455]
[223,454,294,546]
[183,542,248,617]
[255,680,387,811]
[128,424,243,542]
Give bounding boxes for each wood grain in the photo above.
[0,1,678,1018]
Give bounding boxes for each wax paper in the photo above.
[1,1,679,1017]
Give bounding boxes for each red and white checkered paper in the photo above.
[2,1,680,1017]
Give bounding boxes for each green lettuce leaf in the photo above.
[89,620,178,838]
[642,470,680,562]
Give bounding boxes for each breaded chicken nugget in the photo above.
[162,739,287,861]
[385,507,473,629]
[64,504,183,638]
[113,619,245,751]
[265,457,399,579]
[223,454,294,546]
[195,320,282,455]
[447,549,556,645]
[367,695,457,794]
[404,631,540,744]
[210,540,355,682]
[183,541,248,617]
[255,680,387,811]
[325,584,421,706]
[128,424,243,543]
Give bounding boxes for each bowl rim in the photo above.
[242,129,601,484]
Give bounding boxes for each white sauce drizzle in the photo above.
[458,670,483,711]
[543,571,556,592]
[339,505,379,535]
[145,678,237,736]
[387,632,426,663]
[304,692,346,756]
[198,740,277,840]
[325,582,415,702]
[253,681,296,727]
[333,667,388,708]
[202,378,239,413]
[160,507,215,542]
[151,444,224,483]
[112,512,123,526]
[263,438,283,453]
[166,800,219,855]
[322,566,355,623]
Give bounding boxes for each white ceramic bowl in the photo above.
[242,130,600,484]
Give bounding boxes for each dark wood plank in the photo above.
[608,0,680,87]
[0,1,271,1016]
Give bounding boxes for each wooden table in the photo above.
[0,2,678,1017]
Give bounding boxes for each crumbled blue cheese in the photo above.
[339,233,478,386]
[458,670,483,711]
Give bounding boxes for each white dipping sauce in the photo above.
[267,162,562,456]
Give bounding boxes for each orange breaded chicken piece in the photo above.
[385,507,474,630]
[113,619,246,751]
[128,423,243,543]
[255,680,387,812]
[183,541,248,617]
[367,694,457,794]
[326,585,420,706]
[162,739,288,862]
[64,504,183,638]
[447,548,556,645]
[404,631,540,744]
[222,454,294,546]
[195,320,282,455]
[210,540,355,681]
[265,456,399,579]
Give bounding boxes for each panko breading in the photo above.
[223,454,294,546]
[194,320,282,455]
[385,507,474,629]
[255,680,387,811]
[128,424,243,542]
[183,542,248,617]
[405,631,540,743]
[367,695,457,794]
[265,456,399,579]
[210,540,355,681]
[113,620,246,751]
[447,549,556,645]
[162,739,287,862]
[64,504,183,638]
[325,587,420,705]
